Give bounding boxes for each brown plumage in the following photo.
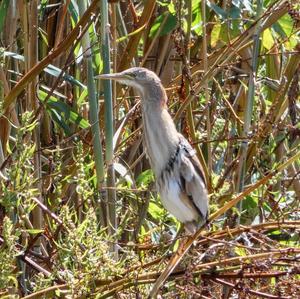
[97,67,209,233]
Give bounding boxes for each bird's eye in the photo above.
[130,73,137,78]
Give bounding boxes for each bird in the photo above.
[97,67,209,234]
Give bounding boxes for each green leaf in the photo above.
[277,14,293,37]
[207,2,227,20]
[241,195,258,224]
[268,229,281,236]
[0,0,9,33]
[192,0,202,35]
[7,276,18,288]
[38,90,89,135]
[219,23,230,43]
[167,2,175,14]
[89,24,102,73]
[46,64,86,88]
[38,27,49,47]
[148,201,165,220]
[235,247,247,256]
[117,24,147,43]
[232,0,253,12]
[272,22,287,38]
[263,201,272,212]
[242,195,258,210]
[149,12,177,38]
[274,132,286,143]
[49,107,72,135]
[230,19,241,37]
[262,28,275,50]
[68,0,79,23]
[228,6,241,19]
[157,0,170,7]
[77,88,88,106]
[275,14,297,50]
[4,51,86,88]
[211,23,222,47]
[47,100,89,129]
[40,85,67,100]
[136,169,154,187]
[25,229,44,235]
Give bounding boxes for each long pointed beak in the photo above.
[95,73,126,81]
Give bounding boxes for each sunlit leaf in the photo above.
[157,0,169,7]
[277,14,293,37]
[262,28,275,50]
[25,229,44,234]
[117,24,147,43]
[192,0,202,35]
[149,12,177,38]
[167,1,175,14]
[235,247,247,256]
[148,201,165,220]
[136,170,154,187]
[38,27,49,47]
[77,88,88,106]
[211,23,222,47]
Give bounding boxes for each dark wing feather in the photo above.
[187,152,207,187]
[179,136,209,220]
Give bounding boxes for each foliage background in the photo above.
[0,0,299,298]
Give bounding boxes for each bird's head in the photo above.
[96,67,166,103]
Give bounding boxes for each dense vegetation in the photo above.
[0,0,299,297]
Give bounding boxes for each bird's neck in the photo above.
[142,102,179,176]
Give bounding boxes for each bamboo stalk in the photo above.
[235,0,263,223]
[77,1,106,227]
[201,0,212,182]
[100,0,117,244]
[30,0,44,251]
[0,81,6,179]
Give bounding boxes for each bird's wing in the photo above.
[178,136,208,220]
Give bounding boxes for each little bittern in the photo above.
[97,67,208,233]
